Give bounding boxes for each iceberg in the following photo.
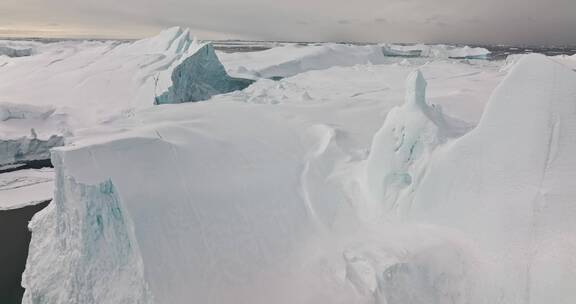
[154,44,254,104]
[22,103,346,304]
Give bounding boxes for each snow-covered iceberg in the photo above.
[22,103,350,304]
[155,44,254,104]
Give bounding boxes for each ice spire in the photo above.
[405,69,427,107]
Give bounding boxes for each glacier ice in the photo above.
[154,44,254,104]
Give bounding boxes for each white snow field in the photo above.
[0,28,574,304]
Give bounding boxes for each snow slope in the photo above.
[405,54,576,303]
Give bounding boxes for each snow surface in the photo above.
[2,28,573,304]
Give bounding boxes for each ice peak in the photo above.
[405,70,427,107]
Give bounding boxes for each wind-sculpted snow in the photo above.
[155,44,254,104]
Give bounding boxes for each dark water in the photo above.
[0,201,50,304]
[478,45,576,60]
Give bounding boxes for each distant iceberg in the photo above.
[381,44,491,59]
[0,46,33,58]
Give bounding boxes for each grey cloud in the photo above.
[0,0,575,44]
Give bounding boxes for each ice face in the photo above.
[154,44,254,104]
[22,156,152,304]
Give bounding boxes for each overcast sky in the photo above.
[1,0,575,45]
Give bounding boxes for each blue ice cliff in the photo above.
[154,44,254,104]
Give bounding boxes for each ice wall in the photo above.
[155,44,254,104]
